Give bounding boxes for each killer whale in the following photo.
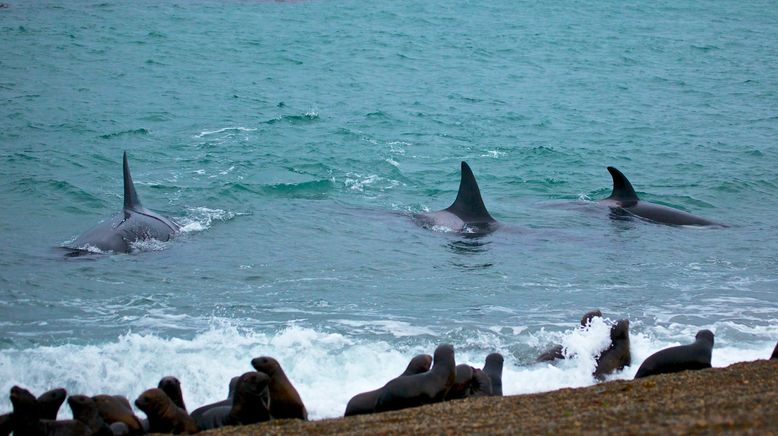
[64,152,180,254]
[414,161,498,234]
[599,167,723,227]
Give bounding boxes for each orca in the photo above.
[414,161,498,234]
[599,167,723,227]
[64,152,179,254]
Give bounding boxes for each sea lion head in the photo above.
[134,388,170,415]
[404,354,433,375]
[157,376,185,410]
[68,395,100,423]
[38,388,67,419]
[10,386,38,413]
[580,310,603,326]
[611,319,630,340]
[235,371,271,407]
[251,356,281,376]
[695,329,714,345]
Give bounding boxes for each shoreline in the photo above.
[203,359,777,435]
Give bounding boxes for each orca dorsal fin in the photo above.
[123,151,142,211]
[445,161,495,223]
[606,167,639,204]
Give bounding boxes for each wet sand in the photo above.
[203,358,778,435]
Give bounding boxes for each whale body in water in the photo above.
[599,167,723,227]
[414,161,498,234]
[64,152,180,254]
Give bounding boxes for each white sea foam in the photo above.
[0,323,773,421]
[193,126,257,138]
[176,207,240,233]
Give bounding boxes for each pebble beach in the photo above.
[202,359,777,435]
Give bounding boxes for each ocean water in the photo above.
[1,0,777,420]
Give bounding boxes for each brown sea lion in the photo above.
[68,395,112,436]
[483,352,504,396]
[344,354,433,417]
[134,388,198,434]
[158,376,187,411]
[594,319,631,379]
[196,371,271,430]
[443,364,474,401]
[537,310,603,362]
[771,341,778,360]
[251,356,308,420]
[189,376,240,422]
[635,330,714,379]
[374,344,456,413]
[93,395,144,434]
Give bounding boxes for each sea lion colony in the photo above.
[4,312,775,435]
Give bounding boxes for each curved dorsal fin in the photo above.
[445,161,495,223]
[606,167,638,204]
[123,151,142,210]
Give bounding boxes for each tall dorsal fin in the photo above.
[445,161,495,223]
[123,151,142,210]
[606,167,639,204]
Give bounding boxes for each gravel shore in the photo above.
[201,358,777,435]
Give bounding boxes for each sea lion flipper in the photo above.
[123,151,142,212]
[445,161,494,223]
[606,167,639,204]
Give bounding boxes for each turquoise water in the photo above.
[1,0,777,419]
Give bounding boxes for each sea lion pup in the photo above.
[483,352,504,396]
[635,330,715,379]
[158,376,187,411]
[68,395,113,436]
[345,354,433,417]
[190,376,240,422]
[93,395,144,435]
[444,364,475,401]
[10,386,91,436]
[536,310,602,362]
[134,388,198,434]
[374,344,456,413]
[251,356,308,420]
[771,341,778,360]
[195,371,271,430]
[594,319,631,379]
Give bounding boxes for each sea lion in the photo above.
[37,388,67,420]
[10,386,91,436]
[374,344,456,413]
[345,354,433,417]
[635,330,715,379]
[469,368,493,396]
[189,376,240,422]
[68,395,113,435]
[93,395,144,434]
[594,319,631,379]
[134,388,198,434]
[195,371,271,430]
[483,352,504,396]
[0,413,14,436]
[598,167,723,226]
[413,161,499,235]
[158,376,187,411]
[536,310,602,362]
[444,365,474,401]
[251,356,308,420]
[771,341,778,360]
